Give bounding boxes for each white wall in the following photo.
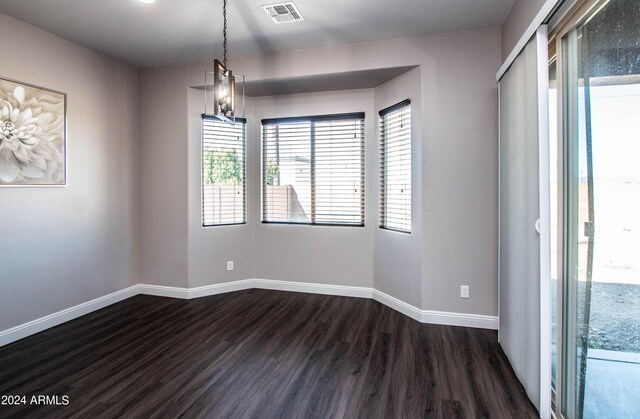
[139,27,502,317]
[0,14,140,330]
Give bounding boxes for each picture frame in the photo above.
[0,77,67,186]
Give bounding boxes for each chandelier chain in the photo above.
[223,0,228,68]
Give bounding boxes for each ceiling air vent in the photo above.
[263,2,304,24]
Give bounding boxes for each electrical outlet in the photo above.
[227,260,234,271]
[460,285,470,299]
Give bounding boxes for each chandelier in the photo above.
[206,0,244,123]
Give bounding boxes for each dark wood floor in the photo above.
[0,290,538,419]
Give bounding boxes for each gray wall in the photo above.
[138,28,501,317]
[253,90,376,288]
[186,89,257,288]
[373,68,422,307]
[0,16,502,332]
[419,30,501,316]
[139,67,189,288]
[502,0,548,60]
[0,14,140,330]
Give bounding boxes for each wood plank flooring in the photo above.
[0,290,539,418]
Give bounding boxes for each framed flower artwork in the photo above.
[0,77,66,186]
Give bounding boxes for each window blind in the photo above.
[202,116,246,226]
[262,113,365,226]
[380,100,411,233]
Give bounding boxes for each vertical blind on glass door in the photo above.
[380,100,411,233]
[262,113,365,226]
[202,116,246,226]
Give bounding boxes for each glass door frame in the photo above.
[548,0,614,417]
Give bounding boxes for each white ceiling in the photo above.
[0,0,515,69]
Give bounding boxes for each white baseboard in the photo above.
[138,283,189,299]
[371,289,498,329]
[372,289,422,322]
[0,285,139,348]
[1,279,498,347]
[137,280,496,329]
[421,309,499,330]
[254,278,372,299]
[138,279,371,300]
[187,279,255,299]
[138,279,255,300]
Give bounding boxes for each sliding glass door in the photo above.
[552,0,640,417]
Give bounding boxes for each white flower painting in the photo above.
[0,78,66,185]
